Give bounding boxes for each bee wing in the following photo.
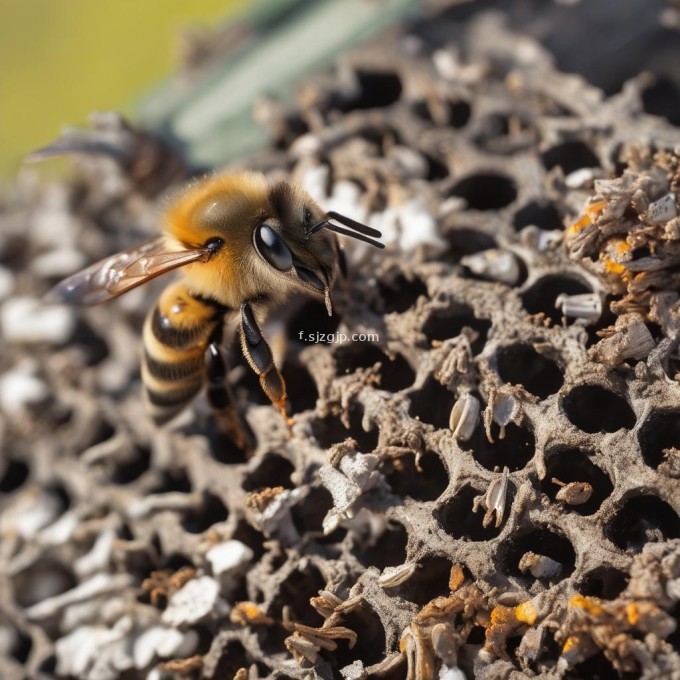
[45,237,210,306]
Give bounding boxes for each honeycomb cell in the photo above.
[211,641,253,680]
[0,458,30,493]
[291,486,346,544]
[376,273,428,314]
[311,405,379,452]
[607,495,680,553]
[444,227,497,259]
[334,344,415,392]
[272,565,326,626]
[463,422,534,472]
[14,559,77,608]
[327,602,386,668]
[422,304,491,354]
[641,76,680,126]
[513,200,563,231]
[355,522,408,571]
[181,491,229,534]
[412,98,471,128]
[9,630,32,664]
[521,275,591,325]
[637,410,680,469]
[400,555,458,605]
[437,485,504,540]
[337,70,403,111]
[501,527,576,583]
[496,344,563,399]
[287,298,341,343]
[449,173,517,210]
[540,448,613,515]
[282,360,318,414]
[408,377,455,429]
[541,140,599,174]
[385,450,448,501]
[244,453,295,492]
[111,446,151,484]
[577,567,628,600]
[562,385,635,433]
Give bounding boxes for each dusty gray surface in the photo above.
[1,3,680,679]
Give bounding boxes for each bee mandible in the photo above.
[47,173,384,441]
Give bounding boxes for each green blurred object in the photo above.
[0,0,248,179]
[137,0,419,169]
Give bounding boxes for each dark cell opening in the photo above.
[566,650,638,680]
[10,630,32,664]
[607,495,680,553]
[311,405,378,453]
[112,446,151,484]
[181,491,229,534]
[376,274,427,314]
[541,140,600,175]
[334,344,415,392]
[562,385,635,434]
[577,567,628,600]
[338,70,403,111]
[412,98,471,128]
[0,458,30,493]
[282,360,318,414]
[326,603,386,669]
[444,228,497,259]
[291,486,344,543]
[232,519,266,562]
[513,200,563,231]
[151,467,192,494]
[287,298,341,343]
[14,560,77,608]
[211,641,251,680]
[159,553,195,572]
[437,485,505,541]
[272,565,326,627]
[641,76,680,126]
[541,448,613,515]
[425,153,450,181]
[496,344,563,399]
[521,275,591,325]
[449,173,517,211]
[82,419,116,451]
[463,422,534,472]
[385,450,448,502]
[71,319,110,366]
[400,555,457,606]
[355,522,408,571]
[408,377,455,429]
[501,527,576,583]
[423,306,491,355]
[205,419,250,465]
[243,453,295,492]
[638,410,680,470]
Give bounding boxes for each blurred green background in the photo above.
[0,0,248,179]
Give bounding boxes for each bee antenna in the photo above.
[306,220,329,237]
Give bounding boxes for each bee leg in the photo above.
[205,342,249,450]
[240,301,294,430]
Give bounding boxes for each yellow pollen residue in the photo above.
[562,635,579,654]
[615,240,631,255]
[569,594,604,616]
[626,603,640,625]
[567,199,608,238]
[489,605,516,625]
[515,601,538,625]
[602,257,626,275]
[399,636,408,653]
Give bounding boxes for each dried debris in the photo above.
[1,2,680,679]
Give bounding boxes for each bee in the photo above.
[47,173,384,442]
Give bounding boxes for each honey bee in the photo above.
[47,173,384,441]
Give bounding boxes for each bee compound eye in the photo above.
[254,224,293,271]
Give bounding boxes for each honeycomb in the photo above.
[1,3,680,679]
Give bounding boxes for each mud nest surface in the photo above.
[2,3,680,680]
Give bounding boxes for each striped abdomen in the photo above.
[142,281,225,424]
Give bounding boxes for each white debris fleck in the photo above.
[0,265,14,300]
[449,394,480,441]
[378,562,417,588]
[31,247,86,279]
[461,249,521,285]
[647,192,677,223]
[398,199,446,251]
[0,487,63,539]
[518,551,562,580]
[474,467,510,528]
[1,296,76,344]
[37,510,80,546]
[75,527,116,577]
[207,540,254,593]
[341,659,366,680]
[565,167,600,189]
[0,361,49,416]
[161,575,223,626]
[555,293,601,321]
[133,627,198,669]
[492,393,520,428]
